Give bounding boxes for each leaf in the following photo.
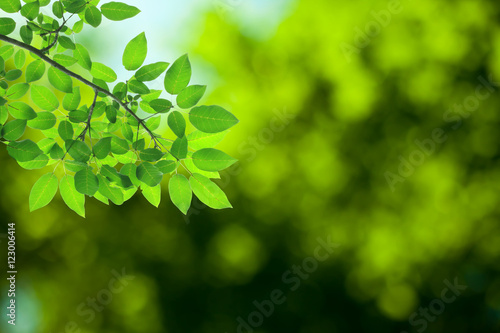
[27,112,56,130]
[25,59,45,83]
[187,130,227,150]
[2,119,26,140]
[177,85,206,109]
[192,148,237,171]
[18,154,49,170]
[49,143,63,159]
[7,83,29,100]
[164,54,191,95]
[66,140,91,162]
[8,102,36,120]
[60,175,85,217]
[73,43,92,70]
[149,98,172,113]
[14,49,26,69]
[171,136,188,159]
[73,19,83,33]
[91,62,117,82]
[85,5,102,28]
[135,62,169,82]
[111,136,128,155]
[29,173,58,212]
[63,0,86,13]
[5,69,22,81]
[58,36,75,50]
[97,174,124,205]
[120,163,141,187]
[64,160,88,173]
[189,105,239,133]
[121,123,134,142]
[136,162,163,187]
[52,1,63,18]
[0,45,14,59]
[53,54,78,67]
[7,139,43,162]
[128,79,149,94]
[20,1,39,20]
[168,174,191,214]
[184,156,219,179]
[0,18,16,35]
[142,184,161,207]
[168,111,186,138]
[156,159,177,174]
[62,86,81,111]
[31,85,59,111]
[58,120,74,140]
[189,173,232,209]
[0,0,21,13]
[122,32,147,71]
[105,105,117,123]
[20,25,33,44]
[37,138,56,153]
[74,167,99,196]
[139,148,164,162]
[100,2,140,21]
[93,137,112,159]
[48,67,73,93]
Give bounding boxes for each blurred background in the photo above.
[1,0,500,332]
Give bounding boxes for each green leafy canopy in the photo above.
[0,1,239,217]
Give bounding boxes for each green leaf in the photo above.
[135,61,169,82]
[20,1,39,20]
[176,85,206,109]
[14,49,26,69]
[58,120,74,140]
[168,174,191,214]
[48,66,73,93]
[101,2,140,21]
[52,1,63,18]
[31,85,59,111]
[171,136,188,159]
[140,148,164,162]
[72,19,83,33]
[128,79,149,94]
[146,116,160,131]
[60,175,85,217]
[64,160,88,172]
[189,105,239,133]
[149,98,172,113]
[0,17,16,35]
[20,25,33,44]
[25,59,45,83]
[192,148,237,171]
[0,56,4,73]
[0,45,14,59]
[93,136,112,159]
[85,5,102,27]
[184,156,219,179]
[53,54,78,67]
[111,136,128,155]
[168,111,186,138]
[121,123,134,142]
[164,54,191,95]
[156,159,177,174]
[37,138,55,153]
[73,43,92,70]
[97,174,124,205]
[5,69,22,81]
[136,162,162,187]
[2,119,26,140]
[58,36,75,50]
[7,83,29,100]
[0,0,21,13]
[122,32,147,71]
[189,173,232,209]
[27,112,56,129]
[62,0,86,13]
[74,167,99,196]
[7,102,35,120]
[7,139,42,162]
[29,173,58,212]
[142,184,161,207]
[91,62,117,82]
[18,153,49,170]
[105,105,117,123]
[49,142,63,159]
[121,163,140,187]
[66,139,91,162]
[187,130,227,150]
[62,86,81,111]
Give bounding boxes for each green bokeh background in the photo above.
[1,0,500,332]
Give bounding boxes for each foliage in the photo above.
[0,0,239,217]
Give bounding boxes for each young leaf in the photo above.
[60,175,85,217]
[74,167,99,196]
[0,0,21,13]
[27,112,56,130]
[189,105,239,133]
[177,85,206,109]
[100,2,140,21]
[48,67,73,93]
[136,162,163,187]
[97,174,124,205]
[189,173,232,209]
[164,54,191,95]
[2,119,26,140]
[8,102,36,120]
[58,120,74,141]
[7,139,43,162]
[25,59,45,83]
[122,32,147,71]
[93,137,112,159]
[168,174,191,214]
[142,184,161,207]
[187,130,227,150]
[29,173,58,212]
[192,148,237,171]
[31,85,59,111]
[135,62,169,82]
[168,111,186,138]
[171,136,188,159]
[91,62,117,82]
[0,18,16,35]
[85,5,102,28]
